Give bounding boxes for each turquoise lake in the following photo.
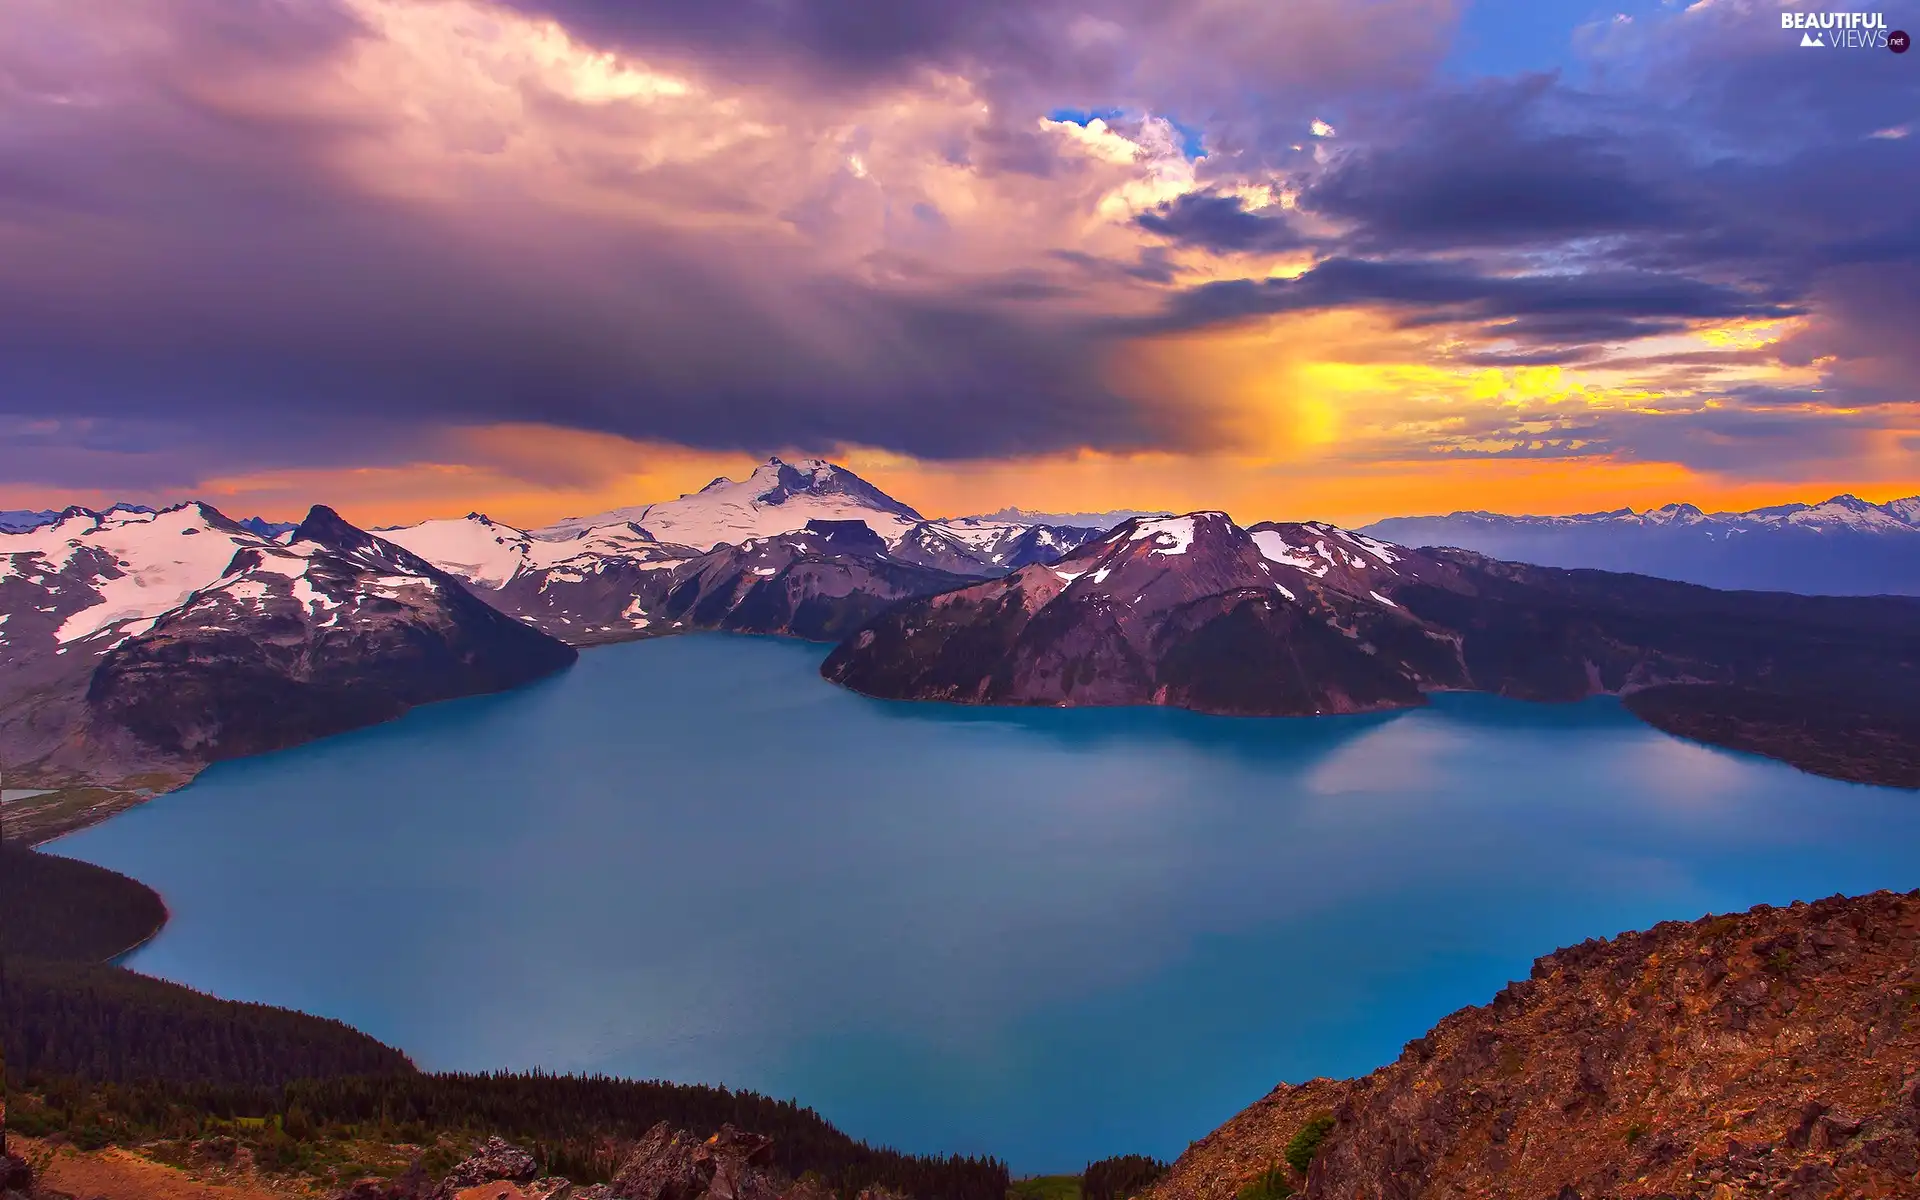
[53,634,1920,1174]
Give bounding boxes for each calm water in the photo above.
[54,635,1920,1172]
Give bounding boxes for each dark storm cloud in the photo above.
[1139,257,1801,340]
[1134,192,1308,253]
[1300,76,1691,251]
[0,203,1172,472]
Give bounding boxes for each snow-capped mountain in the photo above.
[380,513,697,590]
[637,519,976,642]
[823,509,1920,786]
[377,460,1105,641]
[889,517,1106,576]
[1358,493,1920,595]
[0,502,275,651]
[527,457,1103,567]
[0,501,574,796]
[382,510,975,644]
[540,457,927,549]
[825,512,1465,715]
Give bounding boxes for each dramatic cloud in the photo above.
[0,0,1916,520]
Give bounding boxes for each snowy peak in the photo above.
[1642,503,1707,526]
[0,500,278,647]
[1769,494,1912,532]
[890,516,1105,576]
[737,457,920,516]
[536,457,926,550]
[378,512,691,593]
[378,512,537,590]
[1028,511,1421,615]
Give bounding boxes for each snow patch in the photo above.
[1251,530,1328,576]
[1127,515,1197,555]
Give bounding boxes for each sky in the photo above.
[2,0,1918,528]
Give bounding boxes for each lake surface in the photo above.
[54,634,1920,1173]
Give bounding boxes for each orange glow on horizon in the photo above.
[7,423,1916,533]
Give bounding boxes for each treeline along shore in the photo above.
[0,843,1010,1198]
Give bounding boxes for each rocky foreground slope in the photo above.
[1149,889,1920,1200]
[823,512,1920,786]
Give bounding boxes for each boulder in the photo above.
[432,1137,541,1199]
[608,1123,797,1200]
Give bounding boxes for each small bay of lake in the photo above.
[53,634,1920,1172]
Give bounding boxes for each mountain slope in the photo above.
[0,502,576,794]
[381,513,701,642]
[643,520,976,642]
[822,513,1920,785]
[1146,889,1920,1200]
[1361,492,1920,595]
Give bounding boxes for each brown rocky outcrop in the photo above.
[575,1122,843,1200]
[1145,890,1920,1200]
[426,1139,541,1200]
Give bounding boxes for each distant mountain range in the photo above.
[1,502,298,538]
[6,460,1920,832]
[964,506,1176,527]
[1360,493,1920,595]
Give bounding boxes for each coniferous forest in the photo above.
[0,844,167,961]
[1082,1154,1169,1200]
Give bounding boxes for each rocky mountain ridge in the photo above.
[824,512,1469,717]
[1145,888,1920,1200]
[823,512,1920,786]
[0,501,576,823]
